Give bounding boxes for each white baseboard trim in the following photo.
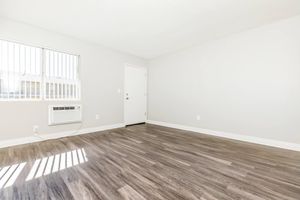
[0,123,125,149]
[147,120,300,152]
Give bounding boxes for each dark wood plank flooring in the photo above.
[0,124,299,200]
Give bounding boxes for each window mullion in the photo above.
[41,48,45,101]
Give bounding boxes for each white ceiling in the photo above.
[1,0,300,59]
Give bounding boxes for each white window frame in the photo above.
[0,39,81,101]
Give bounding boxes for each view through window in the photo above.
[0,39,80,100]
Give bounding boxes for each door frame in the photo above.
[123,63,147,126]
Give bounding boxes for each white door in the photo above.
[124,64,147,125]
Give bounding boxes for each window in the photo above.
[0,40,42,100]
[0,39,80,101]
[44,50,80,100]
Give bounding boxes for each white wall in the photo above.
[0,17,147,141]
[148,15,300,144]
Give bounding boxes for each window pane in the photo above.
[44,49,80,100]
[0,40,42,100]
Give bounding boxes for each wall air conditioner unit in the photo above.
[48,105,82,126]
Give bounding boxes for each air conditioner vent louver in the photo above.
[53,106,76,111]
[49,105,82,126]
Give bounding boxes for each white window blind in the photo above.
[44,50,80,100]
[0,39,80,101]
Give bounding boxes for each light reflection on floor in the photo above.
[0,148,88,189]
[0,162,26,189]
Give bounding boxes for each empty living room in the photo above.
[0,0,299,199]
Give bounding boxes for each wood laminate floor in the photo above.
[0,124,299,200]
